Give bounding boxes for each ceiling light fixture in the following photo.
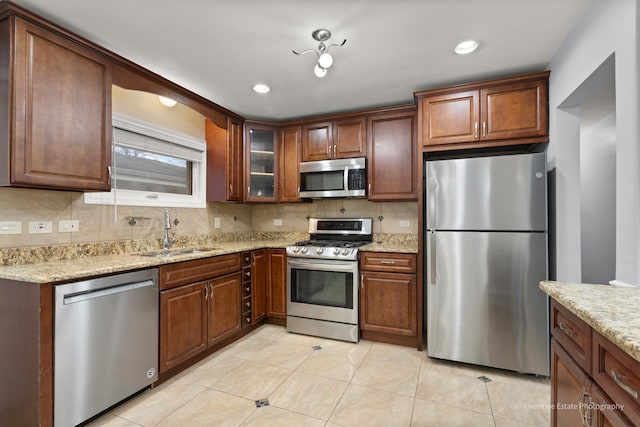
[252,83,271,94]
[293,29,346,78]
[454,40,479,55]
[158,95,177,107]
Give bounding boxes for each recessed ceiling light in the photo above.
[252,83,271,94]
[454,40,479,55]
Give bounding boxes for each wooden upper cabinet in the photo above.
[367,109,417,201]
[206,117,243,202]
[481,80,547,141]
[279,125,301,202]
[245,122,278,202]
[302,117,366,161]
[3,15,112,190]
[302,121,332,161]
[422,91,479,145]
[334,117,366,158]
[417,72,549,151]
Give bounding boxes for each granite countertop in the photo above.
[0,240,296,284]
[0,234,418,284]
[540,280,640,363]
[359,240,419,254]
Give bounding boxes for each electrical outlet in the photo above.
[29,221,52,234]
[0,221,22,234]
[214,217,221,228]
[399,220,410,227]
[273,219,283,226]
[59,220,80,232]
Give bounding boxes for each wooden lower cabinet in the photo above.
[550,301,637,427]
[359,252,417,346]
[207,272,242,346]
[160,281,207,372]
[266,249,287,321]
[160,271,242,373]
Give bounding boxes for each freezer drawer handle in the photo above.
[63,280,155,305]
[611,369,638,399]
[558,322,576,338]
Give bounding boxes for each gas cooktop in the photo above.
[286,218,373,261]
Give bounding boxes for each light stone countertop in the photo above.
[540,280,640,363]
[0,240,296,284]
[0,235,418,284]
[360,241,419,254]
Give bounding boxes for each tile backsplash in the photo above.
[0,187,417,249]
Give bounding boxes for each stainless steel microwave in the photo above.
[299,157,367,198]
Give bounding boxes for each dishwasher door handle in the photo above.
[63,279,155,305]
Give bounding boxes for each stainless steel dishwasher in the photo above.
[54,269,159,427]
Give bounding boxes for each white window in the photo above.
[84,113,206,208]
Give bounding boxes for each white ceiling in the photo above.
[14,0,590,121]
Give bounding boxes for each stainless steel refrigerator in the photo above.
[425,152,549,376]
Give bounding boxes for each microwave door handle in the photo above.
[344,167,350,193]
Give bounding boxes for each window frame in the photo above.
[84,113,207,208]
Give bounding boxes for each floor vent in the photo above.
[477,375,492,383]
[255,398,270,408]
[312,345,322,351]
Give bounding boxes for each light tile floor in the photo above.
[88,325,550,427]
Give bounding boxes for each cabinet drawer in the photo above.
[592,332,640,426]
[159,254,242,290]
[551,301,592,374]
[360,252,416,273]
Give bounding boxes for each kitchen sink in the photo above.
[137,247,218,257]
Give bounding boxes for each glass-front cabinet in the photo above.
[245,122,278,202]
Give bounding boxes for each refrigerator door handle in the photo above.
[427,175,438,229]
[427,231,437,286]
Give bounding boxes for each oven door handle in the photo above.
[287,259,357,273]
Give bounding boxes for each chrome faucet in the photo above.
[163,208,175,250]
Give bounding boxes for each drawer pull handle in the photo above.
[558,322,576,338]
[379,260,396,264]
[612,369,639,399]
[578,387,591,426]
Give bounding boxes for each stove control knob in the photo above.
[293,247,300,253]
[333,248,340,255]
[342,249,350,255]
[317,248,324,254]
[301,247,308,254]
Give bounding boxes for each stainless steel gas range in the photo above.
[286,218,372,342]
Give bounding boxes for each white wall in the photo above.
[580,113,616,284]
[547,0,639,285]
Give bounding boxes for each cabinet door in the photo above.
[251,250,266,323]
[422,90,479,146]
[227,117,243,201]
[591,385,634,427]
[302,121,332,161]
[208,272,242,346]
[279,125,301,202]
[246,123,277,202]
[266,249,287,320]
[360,271,416,336]
[481,80,547,141]
[12,18,111,190]
[367,111,417,200]
[334,117,366,159]
[160,282,207,372]
[551,339,593,427]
